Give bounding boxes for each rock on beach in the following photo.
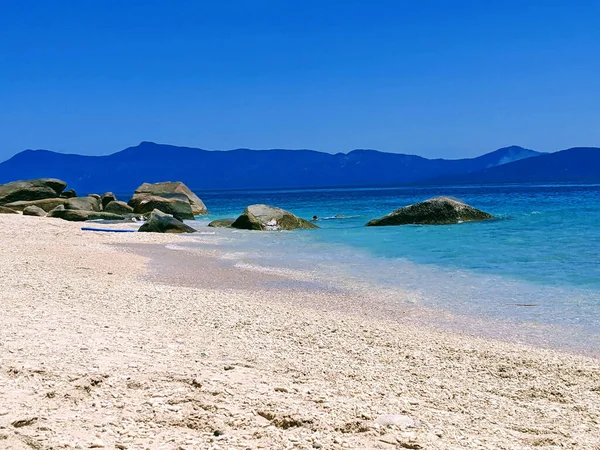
[0,178,67,205]
[22,205,47,216]
[131,181,208,216]
[47,205,125,221]
[138,209,196,233]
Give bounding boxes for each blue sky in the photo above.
[1,0,599,161]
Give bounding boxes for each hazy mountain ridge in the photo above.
[428,147,600,184]
[1,142,593,193]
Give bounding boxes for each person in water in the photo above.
[312,215,318,221]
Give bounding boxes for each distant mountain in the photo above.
[0,142,545,193]
[428,147,600,184]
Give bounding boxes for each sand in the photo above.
[0,214,598,450]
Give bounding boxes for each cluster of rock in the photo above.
[1,178,495,233]
[128,182,207,220]
[0,178,211,233]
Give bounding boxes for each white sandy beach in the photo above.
[0,214,599,449]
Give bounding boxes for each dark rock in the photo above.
[138,209,196,233]
[48,205,124,221]
[0,206,18,214]
[3,198,68,212]
[64,197,101,212]
[366,196,494,226]
[100,192,117,209]
[61,189,77,198]
[129,194,194,221]
[11,417,37,428]
[231,204,319,231]
[104,200,134,215]
[22,205,47,216]
[132,181,208,215]
[0,178,67,205]
[208,218,236,228]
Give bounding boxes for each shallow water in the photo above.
[178,184,600,354]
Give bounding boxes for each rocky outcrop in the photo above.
[23,205,47,217]
[60,189,77,198]
[138,209,196,233]
[0,178,67,205]
[132,182,208,215]
[366,196,494,226]
[104,200,134,215]
[128,194,194,221]
[47,205,124,221]
[64,197,101,212]
[100,192,117,209]
[3,198,68,212]
[231,204,319,231]
[208,218,236,228]
[0,206,19,214]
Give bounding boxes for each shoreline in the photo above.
[129,238,600,359]
[1,214,599,449]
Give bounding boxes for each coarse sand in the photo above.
[0,214,599,449]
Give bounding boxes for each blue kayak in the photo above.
[81,227,135,233]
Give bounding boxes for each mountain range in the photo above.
[0,142,598,193]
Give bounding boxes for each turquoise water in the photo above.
[185,184,600,353]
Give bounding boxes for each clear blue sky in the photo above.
[1,0,600,161]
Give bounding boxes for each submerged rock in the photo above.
[23,205,47,216]
[132,181,208,215]
[0,178,67,205]
[208,218,236,228]
[231,204,319,231]
[3,198,67,212]
[138,209,196,233]
[366,196,494,226]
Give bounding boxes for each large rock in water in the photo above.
[231,204,319,231]
[366,196,494,226]
[0,206,19,214]
[23,205,47,217]
[128,194,194,221]
[0,178,67,205]
[3,198,67,212]
[138,209,196,233]
[64,196,101,211]
[132,182,208,215]
[47,205,124,222]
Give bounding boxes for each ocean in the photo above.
[176,184,600,355]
